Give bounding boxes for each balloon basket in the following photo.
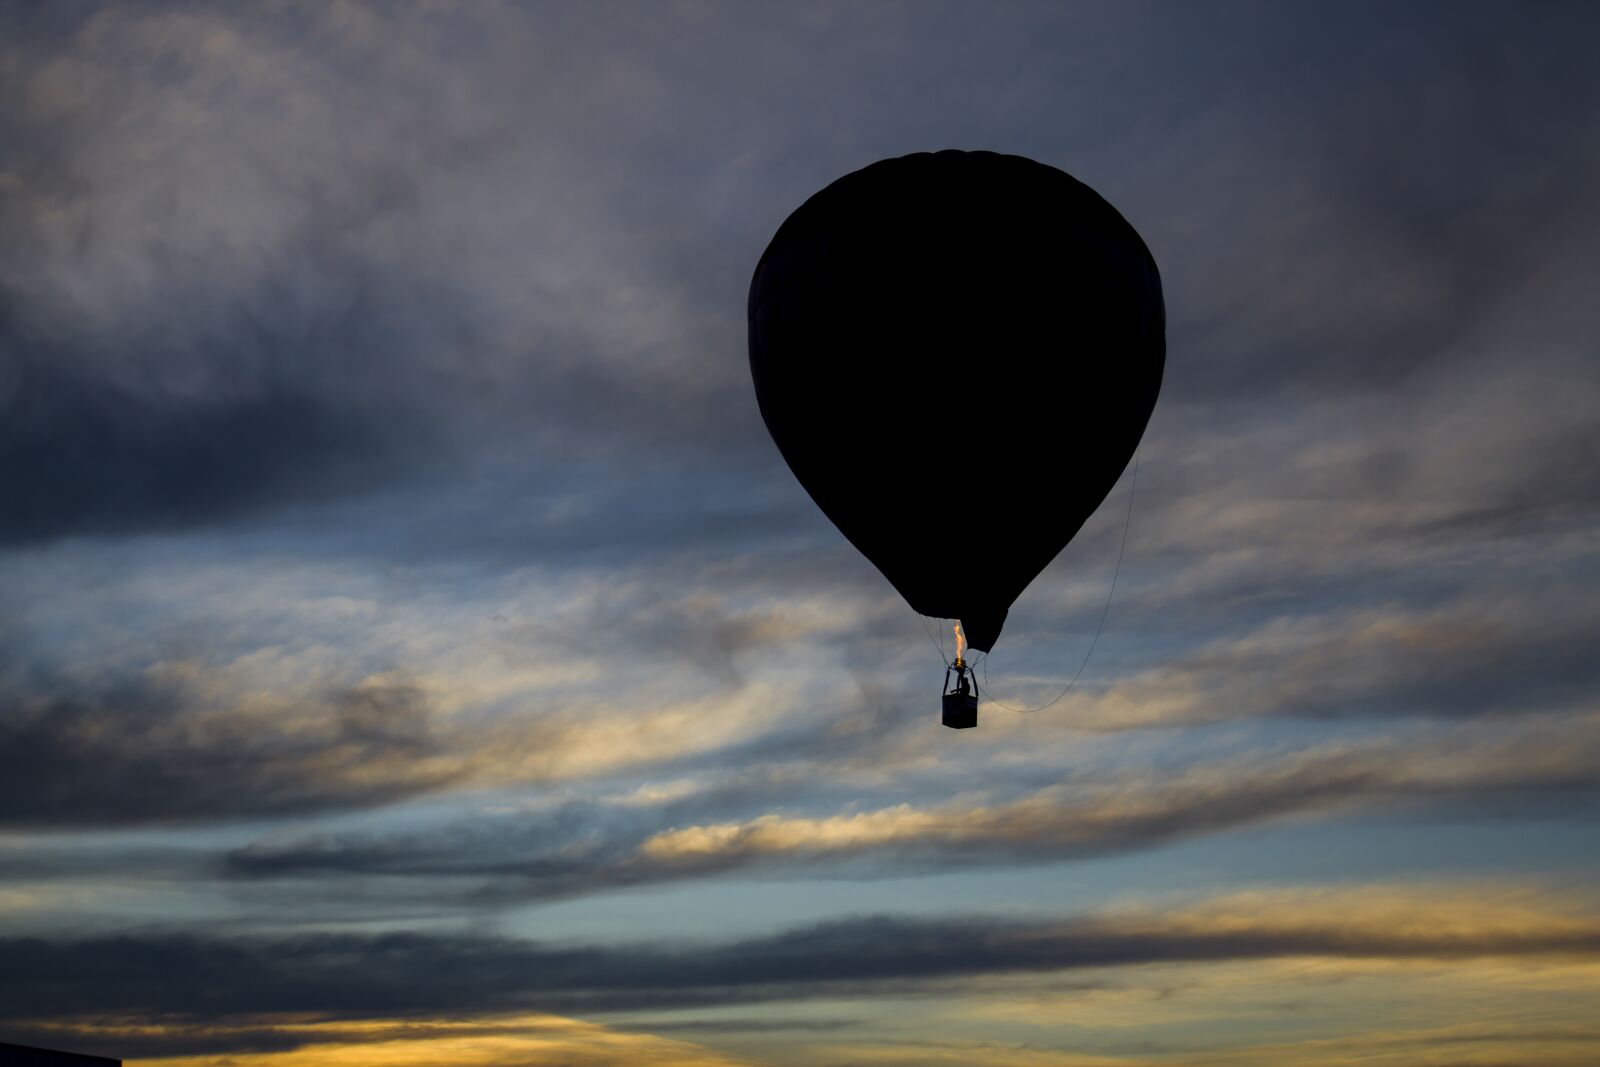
[942,691,978,729]
[942,662,978,729]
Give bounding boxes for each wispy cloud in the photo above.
[220,720,1599,907]
[6,884,1597,1052]
[1028,593,1600,730]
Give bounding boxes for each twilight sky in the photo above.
[3,2,1599,1065]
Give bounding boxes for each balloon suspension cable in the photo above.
[983,452,1139,715]
[920,613,951,666]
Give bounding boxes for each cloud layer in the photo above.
[3,3,1599,1066]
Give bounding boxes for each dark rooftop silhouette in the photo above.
[0,1042,119,1067]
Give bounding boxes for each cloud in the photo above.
[0,3,772,545]
[0,332,439,545]
[0,552,890,829]
[6,886,1597,1031]
[627,727,1599,871]
[500,581,863,688]
[2,6,1599,1065]
[0,663,466,828]
[7,0,1593,553]
[1136,3,1600,407]
[221,721,1600,905]
[1,1013,753,1066]
[0,6,470,543]
[4,517,1594,845]
[0,647,815,830]
[1044,595,1600,730]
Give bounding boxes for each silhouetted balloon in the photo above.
[748,150,1163,652]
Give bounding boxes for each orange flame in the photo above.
[954,621,966,666]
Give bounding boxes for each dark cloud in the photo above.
[219,728,1600,909]
[1148,3,1600,405]
[0,317,440,546]
[6,903,1597,1036]
[0,0,1592,637]
[0,670,459,828]
[0,2,769,546]
[0,11,471,544]
[1066,594,1600,729]
[0,560,918,833]
[499,578,849,688]
[342,458,823,570]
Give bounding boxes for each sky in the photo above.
[2,2,1599,1065]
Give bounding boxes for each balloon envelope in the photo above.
[748,150,1163,652]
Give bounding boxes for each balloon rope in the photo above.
[920,613,951,667]
[983,452,1139,715]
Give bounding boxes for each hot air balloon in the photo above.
[747,150,1163,726]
